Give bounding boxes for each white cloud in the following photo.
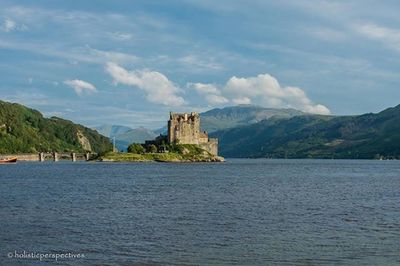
[106,62,185,106]
[189,83,228,105]
[224,74,330,114]
[0,38,140,65]
[109,31,133,41]
[306,27,346,42]
[190,83,220,95]
[1,18,27,32]
[64,79,97,95]
[89,47,138,64]
[1,18,16,32]
[232,97,251,105]
[204,94,229,105]
[191,73,330,114]
[179,55,223,71]
[354,23,400,52]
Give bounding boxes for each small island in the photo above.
[100,112,224,163]
[100,144,224,162]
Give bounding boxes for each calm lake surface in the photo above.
[0,159,399,265]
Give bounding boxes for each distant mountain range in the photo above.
[94,124,133,138]
[211,104,400,159]
[0,100,112,154]
[94,125,157,151]
[3,99,399,159]
[92,104,400,159]
[96,105,306,151]
[200,105,305,132]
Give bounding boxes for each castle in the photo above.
[167,112,218,155]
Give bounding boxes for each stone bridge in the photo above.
[0,152,96,162]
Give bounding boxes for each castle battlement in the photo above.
[167,112,218,155]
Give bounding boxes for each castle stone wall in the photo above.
[199,138,218,156]
[168,112,200,144]
[167,112,218,155]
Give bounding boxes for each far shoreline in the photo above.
[2,154,398,163]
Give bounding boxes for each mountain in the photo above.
[94,125,157,151]
[153,105,305,134]
[0,100,112,154]
[201,105,305,132]
[94,124,132,138]
[112,127,157,151]
[211,104,400,159]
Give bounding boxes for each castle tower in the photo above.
[167,112,219,156]
[168,112,200,144]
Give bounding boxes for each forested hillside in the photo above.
[212,104,400,159]
[0,100,112,154]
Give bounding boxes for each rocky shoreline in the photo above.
[99,152,225,163]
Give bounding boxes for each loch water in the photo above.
[0,159,399,265]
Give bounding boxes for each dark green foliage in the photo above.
[147,144,158,153]
[101,143,217,162]
[0,100,112,154]
[212,104,400,159]
[129,141,207,157]
[169,144,207,155]
[127,143,145,154]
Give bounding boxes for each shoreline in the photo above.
[98,152,225,163]
[2,154,396,162]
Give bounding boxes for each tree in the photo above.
[147,144,157,153]
[127,143,145,154]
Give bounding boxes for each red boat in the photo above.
[0,157,17,163]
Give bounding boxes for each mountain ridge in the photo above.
[211,104,400,159]
[94,124,157,151]
[200,105,306,132]
[97,105,307,151]
[0,100,112,154]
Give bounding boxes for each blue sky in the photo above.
[1,0,400,129]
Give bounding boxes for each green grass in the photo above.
[100,148,223,163]
[101,152,183,162]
